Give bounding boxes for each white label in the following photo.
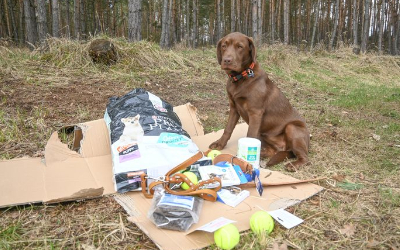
[268,209,304,229]
[195,217,237,233]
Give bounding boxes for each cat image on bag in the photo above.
[118,115,144,144]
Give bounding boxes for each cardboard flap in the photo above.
[173,103,204,137]
[0,158,45,208]
[44,158,104,202]
[86,156,115,195]
[78,119,112,158]
[45,132,81,164]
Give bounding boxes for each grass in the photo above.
[1,36,400,249]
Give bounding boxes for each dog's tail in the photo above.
[266,151,295,167]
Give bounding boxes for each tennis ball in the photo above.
[250,211,274,235]
[181,172,198,190]
[207,150,222,160]
[214,224,240,250]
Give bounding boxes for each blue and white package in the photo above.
[104,88,199,193]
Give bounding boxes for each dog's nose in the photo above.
[223,57,233,64]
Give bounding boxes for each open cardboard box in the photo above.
[0,103,323,250]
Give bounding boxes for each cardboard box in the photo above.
[0,104,202,207]
[0,103,323,250]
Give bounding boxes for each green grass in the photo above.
[0,223,22,250]
[378,186,400,208]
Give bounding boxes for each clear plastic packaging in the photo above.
[147,187,203,232]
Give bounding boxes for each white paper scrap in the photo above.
[195,217,237,233]
[268,209,304,229]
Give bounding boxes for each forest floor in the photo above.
[0,37,400,250]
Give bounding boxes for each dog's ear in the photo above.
[217,38,223,65]
[248,37,257,63]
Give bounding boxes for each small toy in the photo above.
[214,223,240,250]
[250,211,274,235]
[181,172,198,190]
[207,150,222,160]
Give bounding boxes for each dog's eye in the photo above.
[221,44,227,49]
[237,45,243,49]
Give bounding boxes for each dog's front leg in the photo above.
[246,109,264,138]
[209,100,240,150]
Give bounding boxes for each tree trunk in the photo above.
[185,0,189,43]
[19,0,25,44]
[257,0,262,42]
[329,0,340,50]
[65,0,70,38]
[24,0,38,46]
[79,0,85,38]
[36,0,48,43]
[347,0,353,42]
[0,1,4,38]
[74,0,80,38]
[217,0,222,41]
[222,0,225,35]
[338,0,345,44]
[3,0,11,38]
[236,0,241,33]
[243,0,248,36]
[276,0,281,41]
[271,0,275,42]
[378,0,385,53]
[168,0,173,44]
[361,0,371,53]
[231,0,235,32]
[180,0,184,41]
[52,0,59,37]
[393,0,399,54]
[306,0,311,43]
[128,0,142,42]
[353,0,359,47]
[160,0,170,48]
[283,0,289,44]
[296,0,301,46]
[112,0,116,36]
[6,0,19,42]
[310,0,321,50]
[252,0,257,41]
[397,0,400,54]
[172,0,177,45]
[192,0,197,47]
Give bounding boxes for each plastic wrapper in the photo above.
[148,187,203,232]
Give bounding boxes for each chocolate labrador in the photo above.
[209,32,310,171]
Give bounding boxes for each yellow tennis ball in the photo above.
[250,211,274,235]
[214,224,240,250]
[207,150,222,160]
[181,172,198,190]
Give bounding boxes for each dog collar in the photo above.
[229,62,255,82]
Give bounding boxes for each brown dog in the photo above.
[209,32,310,171]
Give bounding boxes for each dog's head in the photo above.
[217,32,256,74]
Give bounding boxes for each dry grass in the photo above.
[1,37,400,249]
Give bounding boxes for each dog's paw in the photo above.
[284,160,310,172]
[209,139,226,150]
[284,162,299,172]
